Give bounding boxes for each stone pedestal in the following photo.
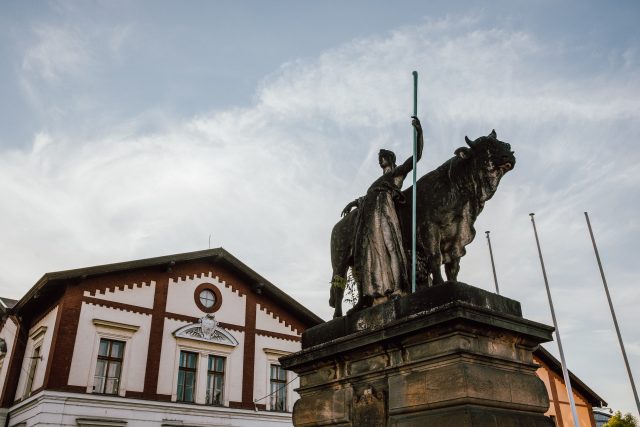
[280,282,555,427]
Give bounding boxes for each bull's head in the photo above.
[454,130,515,201]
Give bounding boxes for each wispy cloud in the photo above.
[17,21,132,119]
[22,24,92,83]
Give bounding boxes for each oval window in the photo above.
[194,283,222,313]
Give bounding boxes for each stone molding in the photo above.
[173,314,239,347]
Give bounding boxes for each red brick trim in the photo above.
[241,293,257,407]
[84,281,154,298]
[0,317,25,407]
[164,312,197,323]
[219,322,245,334]
[82,296,153,315]
[44,283,84,391]
[30,300,61,329]
[125,390,145,399]
[57,385,87,393]
[255,329,300,342]
[193,283,223,313]
[142,277,169,398]
[256,300,308,335]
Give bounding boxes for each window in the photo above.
[93,339,124,394]
[177,351,198,402]
[206,355,225,405]
[193,283,222,313]
[199,290,215,308]
[23,346,41,397]
[90,320,138,397]
[270,364,287,412]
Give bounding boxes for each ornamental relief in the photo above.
[173,314,238,347]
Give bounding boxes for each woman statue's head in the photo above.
[378,149,396,168]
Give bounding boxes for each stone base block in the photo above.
[281,282,556,427]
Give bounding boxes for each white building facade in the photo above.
[0,249,322,427]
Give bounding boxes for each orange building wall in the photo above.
[535,355,596,427]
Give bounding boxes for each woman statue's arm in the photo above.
[395,116,424,176]
[341,196,364,217]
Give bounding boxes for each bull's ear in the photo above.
[489,129,497,138]
[455,147,471,159]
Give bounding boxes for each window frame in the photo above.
[23,345,41,398]
[205,354,226,406]
[87,319,139,397]
[263,348,293,412]
[269,364,288,412]
[92,338,125,395]
[172,339,233,405]
[19,325,48,399]
[176,350,198,403]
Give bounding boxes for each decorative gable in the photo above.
[173,314,238,347]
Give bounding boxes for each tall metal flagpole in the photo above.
[485,231,500,294]
[411,71,418,294]
[585,212,640,415]
[529,213,580,427]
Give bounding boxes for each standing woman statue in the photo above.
[341,116,424,308]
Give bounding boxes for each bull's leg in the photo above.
[330,270,348,318]
[426,244,445,286]
[430,255,445,285]
[444,258,460,282]
[422,226,445,286]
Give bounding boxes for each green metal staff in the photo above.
[412,71,418,294]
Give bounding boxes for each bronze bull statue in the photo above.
[329,130,515,317]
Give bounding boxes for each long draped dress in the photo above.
[353,154,419,299]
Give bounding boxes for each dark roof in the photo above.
[10,248,323,327]
[534,345,607,407]
[0,297,17,310]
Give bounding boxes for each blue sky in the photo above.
[1,0,639,419]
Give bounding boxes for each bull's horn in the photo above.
[489,129,497,138]
[465,136,475,147]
